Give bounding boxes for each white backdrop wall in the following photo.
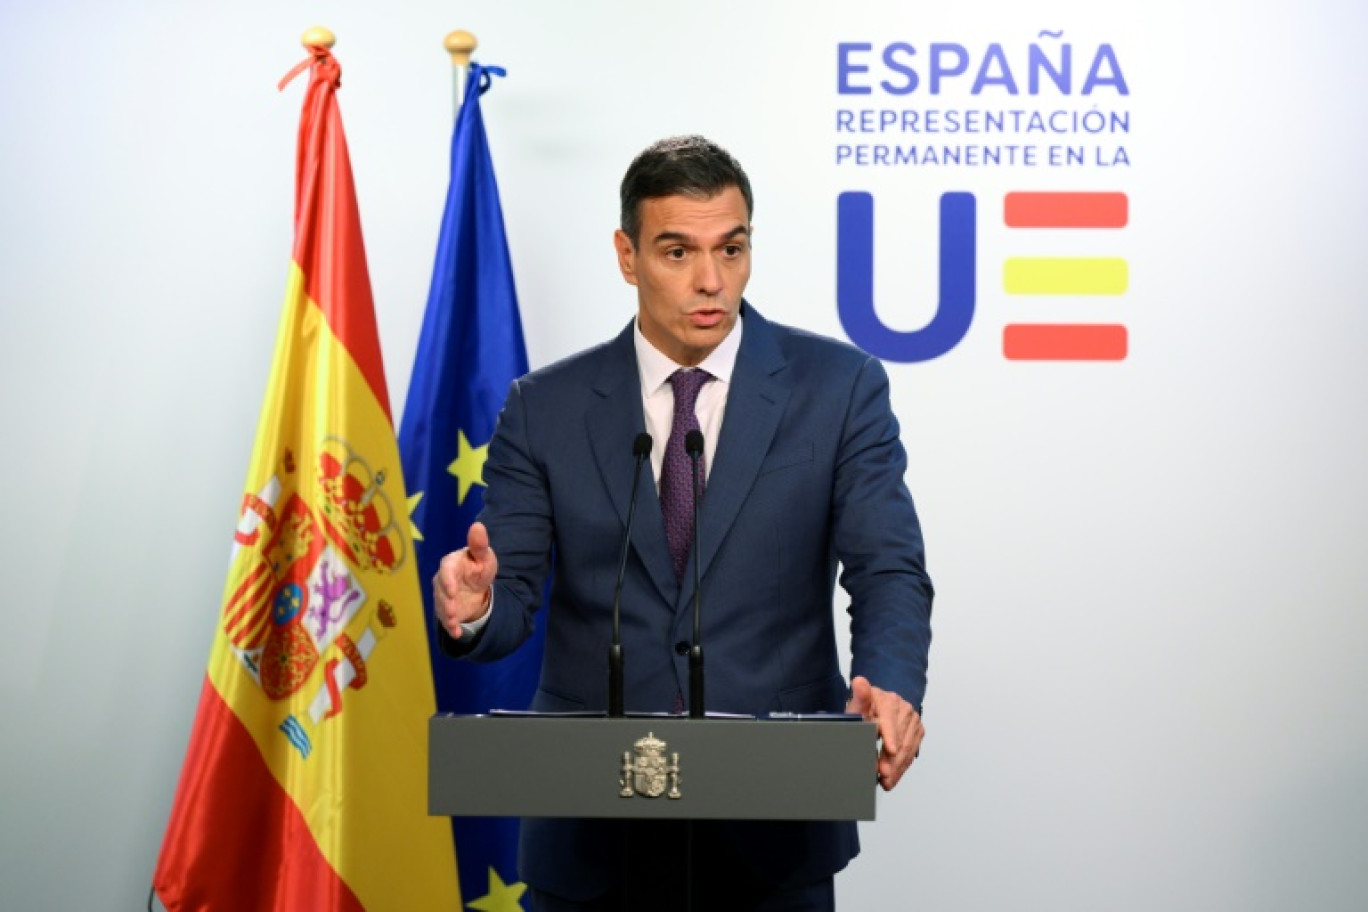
[1,1,1365,909]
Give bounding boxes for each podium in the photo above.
[429,713,878,821]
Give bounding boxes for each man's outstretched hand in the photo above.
[433,522,498,639]
[845,675,924,791]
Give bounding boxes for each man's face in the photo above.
[614,186,752,367]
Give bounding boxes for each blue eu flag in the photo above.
[398,63,543,909]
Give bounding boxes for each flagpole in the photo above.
[444,30,477,117]
[154,17,462,910]
[402,46,539,905]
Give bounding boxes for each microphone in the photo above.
[609,432,653,718]
[685,429,705,719]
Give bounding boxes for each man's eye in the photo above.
[665,248,686,260]
[723,245,743,257]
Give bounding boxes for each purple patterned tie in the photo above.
[661,368,712,580]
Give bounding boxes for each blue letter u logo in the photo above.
[837,191,977,362]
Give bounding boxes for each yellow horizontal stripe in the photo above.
[1003,257,1129,295]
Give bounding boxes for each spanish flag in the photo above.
[152,45,460,911]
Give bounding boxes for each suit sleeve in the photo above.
[832,355,934,710]
[440,377,554,663]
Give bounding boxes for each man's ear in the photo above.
[613,229,638,286]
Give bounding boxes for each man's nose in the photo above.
[694,253,723,295]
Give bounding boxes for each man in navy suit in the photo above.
[435,136,933,911]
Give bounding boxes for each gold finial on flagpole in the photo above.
[444,30,478,67]
[443,31,478,118]
[301,26,336,49]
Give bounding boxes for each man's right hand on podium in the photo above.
[434,521,498,639]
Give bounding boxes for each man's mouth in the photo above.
[688,308,726,328]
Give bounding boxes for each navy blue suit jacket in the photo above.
[447,304,932,898]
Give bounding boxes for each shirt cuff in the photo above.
[458,588,493,639]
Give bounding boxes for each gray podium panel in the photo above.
[429,715,878,821]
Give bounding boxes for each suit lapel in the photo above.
[678,305,789,610]
[587,322,678,606]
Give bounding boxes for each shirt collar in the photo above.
[634,311,744,395]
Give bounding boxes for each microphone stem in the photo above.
[689,446,704,719]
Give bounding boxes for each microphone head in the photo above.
[632,432,653,458]
[685,429,704,457]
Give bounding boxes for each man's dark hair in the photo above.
[619,135,754,246]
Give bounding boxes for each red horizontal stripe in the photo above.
[1003,324,1128,361]
[1004,192,1128,228]
[291,66,392,423]
[153,678,364,912]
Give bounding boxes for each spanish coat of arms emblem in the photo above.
[619,732,682,799]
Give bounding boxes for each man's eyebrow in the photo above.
[650,225,751,246]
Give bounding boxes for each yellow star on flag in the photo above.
[465,867,527,911]
[448,429,489,505]
[407,491,425,542]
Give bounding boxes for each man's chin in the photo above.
[691,322,737,349]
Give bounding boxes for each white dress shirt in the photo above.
[632,314,743,488]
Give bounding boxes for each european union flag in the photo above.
[398,63,543,910]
